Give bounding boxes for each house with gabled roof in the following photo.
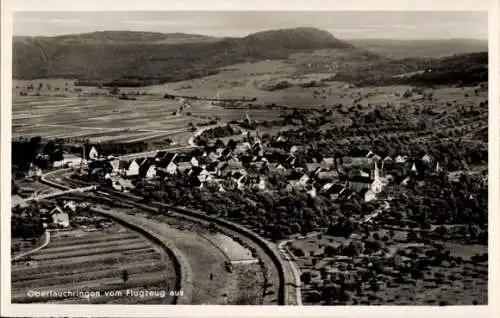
[28,163,42,178]
[306,163,322,175]
[265,162,287,174]
[422,154,433,164]
[306,184,317,197]
[394,155,407,164]
[50,206,70,228]
[125,160,140,177]
[321,182,346,199]
[164,161,178,175]
[190,156,199,167]
[317,170,339,181]
[235,142,252,154]
[320,157,335,170]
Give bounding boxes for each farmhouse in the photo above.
[28,163,42,177]
[139,159,157,179]
[50,206,70,228]
[125,160,140,177]
[159,161,178,175]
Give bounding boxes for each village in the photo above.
[65,125,444,220]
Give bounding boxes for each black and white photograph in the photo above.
[1,1,497,317]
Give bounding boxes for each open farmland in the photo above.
[12,88,206,145]
[11,223,177,304]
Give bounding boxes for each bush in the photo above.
[292,247,305,257]
[301,271,312,284]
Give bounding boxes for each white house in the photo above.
[50,206,70,228]
[126,160,140,177]
[307,186,317,198]
[395,155,407,163]
[422,154,432,164]
[299,174,310,186]
[411,163,418,173]
[190,157,199,167]
[165,162,178,175]
[364,189,377,202]
[320,158,335,169]
[89,146,99,161]
[145,165,157,179]
[290,145,299,155]
[276,135,287,142]
[28,163,42,177]
[236,142,252,153]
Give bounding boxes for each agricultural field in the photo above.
[11,222,177,304]
[12,82,207,146]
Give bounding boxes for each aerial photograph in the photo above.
[10,11,488,306]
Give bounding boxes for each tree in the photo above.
[301,271,312,284]
[435,225,448,237]
[122,270,129,283]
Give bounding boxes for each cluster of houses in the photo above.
[12,199,78,228]
[83,132,442,203]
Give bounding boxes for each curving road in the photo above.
[35,125,301,305]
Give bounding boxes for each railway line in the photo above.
[39,168,300,305]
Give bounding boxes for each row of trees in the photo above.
[12,137,64,172]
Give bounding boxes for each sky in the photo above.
[13,11,488,40]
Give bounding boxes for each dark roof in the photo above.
[138,158,155,176]
[118,160,129,169]
[173,154,190,163]
[357,187,370,197]
[322,183,345,194]
[349,175,373,183]
[232,171,244,180]
[155,151,167,159]
[189,166,203,176]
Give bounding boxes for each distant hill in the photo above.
[335,51,488,87]
[349,38,488,59]
[14,31,222,45]
[12,28,355,83]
